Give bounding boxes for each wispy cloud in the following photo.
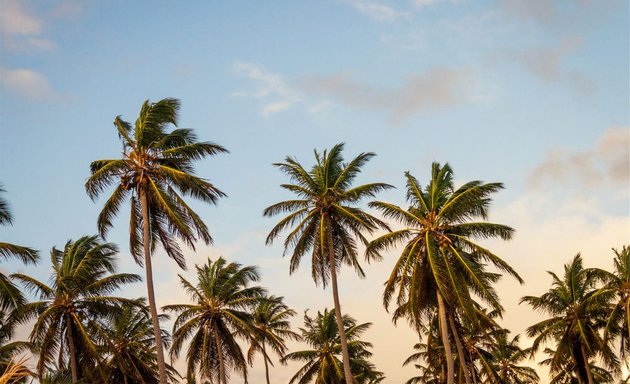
[232,62,474,122]
[0,0,54,52]
[528,127,630,190]
[498,0,556,23]
[231,61,301,116]
[0,66,55,101]
[345,0,409,22]
[299,67,474,123]
[412,0,441,8]
[506,37,594,94]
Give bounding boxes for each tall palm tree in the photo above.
[90,300,179,384]
[248,295,299,384]
[366,163,521,384]
[163,257,265,384]
[521,254,618,384]
[85,98,228,383]
[598,245,630,360]
[264,143,391,383]
[282,308,384,384]
[10,235,141,383]
[0,186,38,311]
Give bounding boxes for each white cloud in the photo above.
[345,0,409,22]
[0,66,54,100]
[232,61,302,116]
[0,0,54,52]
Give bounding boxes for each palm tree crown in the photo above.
[85,98,227,268]
[282,308,384,384]
[521,254,619,383]
[264,143,391,285]
[164,257,265,384]
[248,295,299,384]
[90,301,179,384]
[11,235,140,383]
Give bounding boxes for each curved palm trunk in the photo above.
[213,327,226,384]
[326,220,354,384]
[437,291,455,384]
[66,316,78,384]
[140,189,168,384]
[262,342,271,384]
[448,314,471,384]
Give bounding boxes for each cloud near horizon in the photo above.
[528,126,630,191]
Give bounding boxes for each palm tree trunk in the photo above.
[140,189,168,384]
[66,316,78,384]
[326,218,354,384]
[213,327,226,384]
[262,342,271,384]
[582,345,594,384]
[437,291,455,384]
[448,313,471,384]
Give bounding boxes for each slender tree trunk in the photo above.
[262,342,271,384]
[448,314,471,384]
[437,291,455,384]
[140,189,168,384]
[213,327,226,384]
[326,218,354,384]
[66,315,78,384]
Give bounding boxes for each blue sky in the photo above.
[1,0,628,382]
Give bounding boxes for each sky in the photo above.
[0,0,629,382]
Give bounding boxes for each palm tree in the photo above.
[0,186,38,311]
[90,300,179,384]
[163,257,265,384]
[85,98,228,383]
[248,295,299,384]
[11,235,141,383]
[282,308,384,384]
[480,333,539,384]
[521,254,618,384]
[264,143,391,383]
[366,163,521,384]
[598,245,630,361]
